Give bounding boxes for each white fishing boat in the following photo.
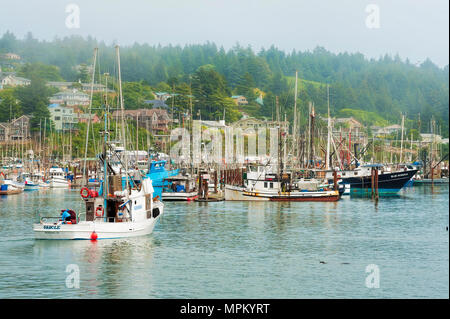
[24,178,39,191]
[33,177,163,240]
[1,178,25,190]
[39,181,50,188]
[33,46,164,240]
[0,183,23,195]
[225,164,341,201]
[48,167,70,188]
[31,172,50,188]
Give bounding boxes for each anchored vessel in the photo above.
[162,175,198,201]
[225,165,341,201]
[48,167,70,188]
[329,164,418,195]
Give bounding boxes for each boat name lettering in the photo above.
[391,173,408,178]
[44,225,61,230]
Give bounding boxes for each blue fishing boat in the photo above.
[145,160,179,198]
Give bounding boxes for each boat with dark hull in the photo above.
[338,165,418,195]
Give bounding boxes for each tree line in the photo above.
[0,31,448,136]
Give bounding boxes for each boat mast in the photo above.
[307,102,311,168]
[293,71,298,164]
[400,113,404,164]
[326,84,331,170]
[102,91,109,221]
[116,45,129,194]
[83,47,98,185]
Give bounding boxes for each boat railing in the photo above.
[94,216,131,223]
[41,216,63,222]
[77,212,86,223]
[36,213,63,224]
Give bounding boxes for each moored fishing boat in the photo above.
[0,183,24,195]
[48,167,70,188]
[161,175,198,201]
[330,164,418,195]
[145,160,179,198]
[1,178,25,190]
[24,178,39,191]
[225,164,341,201]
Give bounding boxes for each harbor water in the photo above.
[0,185,448,298]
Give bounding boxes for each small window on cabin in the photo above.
[342,172,346,176]
[264,182,268,188]
[354,172,358,175]
[270,183,273,188]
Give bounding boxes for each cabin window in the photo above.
[270,182,273,189]
[152,208,160,218]
[342,172,346,176]
[264,182,268,188]
[354,172,358,175]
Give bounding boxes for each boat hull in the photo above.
[226,185,340,202]
[341,169,418,194]
[0,189,23,195]
[49,179,69,188]
[25,184,39,191]
[162,191,198,201]
[244,190,340,202]
[225,185,268,201]
[33,218,160,240]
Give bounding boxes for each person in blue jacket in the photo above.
[61,209,71,223]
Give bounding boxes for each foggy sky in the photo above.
[0,0,448,67]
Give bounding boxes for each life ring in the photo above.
[95,206,104,217]
[80,187,90,198]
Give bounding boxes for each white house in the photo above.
[49,89,90,106]
[420,133,443,144]
[0,73,31,89]
[48,104,79,131]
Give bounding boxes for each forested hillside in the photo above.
[0,31,448,136]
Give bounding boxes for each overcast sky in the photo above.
[1,0,448,67]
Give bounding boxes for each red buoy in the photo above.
[90,231,98,241]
